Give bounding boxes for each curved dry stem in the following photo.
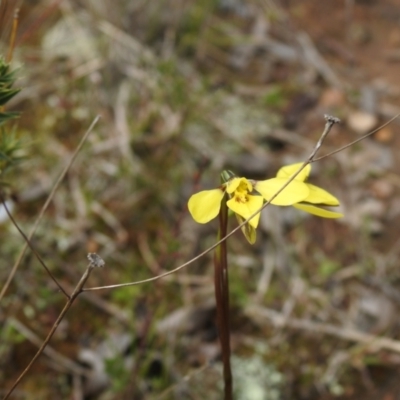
[0,197,68,297]
[85,116,339,292]
[0,115,100,303]
[83,163,311,291]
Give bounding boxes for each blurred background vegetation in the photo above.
[1,0,400,399]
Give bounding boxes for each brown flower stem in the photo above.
[214,194,233,400]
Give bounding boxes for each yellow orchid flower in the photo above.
[276,163,343,218]
[188,171,310,243]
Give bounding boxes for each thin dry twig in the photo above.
[3,255,103,400]
[62,281,130,324]
[0,115,100,303]
[297,32,342,88]
[313,113,400,161]
[0,196,68,297]
[84,115,340,292]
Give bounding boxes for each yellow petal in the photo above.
[188,189,225,223]
[226,178,240,194]
[276,162,311,182]
[226,177,252,194]
[293,203,343,218]
[304,184,340,206]
[226,194,263,228]
[255,178,309,205]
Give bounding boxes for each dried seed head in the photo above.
[87,253,105,268]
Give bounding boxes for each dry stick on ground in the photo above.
[3,255,104,400]
[246,305,400,354]
[0,115,100,303]
[83,114,342,293]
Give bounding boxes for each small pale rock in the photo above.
[370,179,394,199]
[347,111,378,134]
[374,126,393,143]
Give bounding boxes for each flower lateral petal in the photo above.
[255,178,309,205]
[293,203,343,218]
[188,189,225,223]
[235,213,257,244]
[276,162,311,182]
[304,183,340,206]
[226,194,263,228]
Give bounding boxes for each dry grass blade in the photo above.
[0,197,68,297]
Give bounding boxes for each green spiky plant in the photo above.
[0,57,21,187]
